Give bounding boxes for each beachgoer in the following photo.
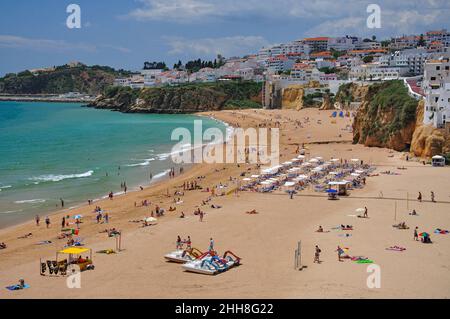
[431,191,435,203]
[336,246,344,261]
[186,236,191,249]
[418,192,422,202]
[314,245,321,263]
[176,236,182,250]
[317,226,323,232]
[209,238,214,252]
[35,215,40,226]
[104,213,109,224]
[180,211,185,218]
[414,226,419,241]
[364,206,368,218]
[61,217,65,229]
[199,211,204,222]
[45,216,50,228]
[60,198,64,208]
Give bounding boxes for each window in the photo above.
[436,66,440,70]
[431,76,436,80]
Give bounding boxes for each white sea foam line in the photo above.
[29,170,94,182]
[14,199,46,204]
[0,185,12,190]
[0,210,23,214]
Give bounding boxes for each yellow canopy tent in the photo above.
[56,247,93,270]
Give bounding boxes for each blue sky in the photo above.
[0,0,449,75]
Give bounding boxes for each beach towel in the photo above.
[6,284,30,291]
[96,249,116,254]
[434,229,449,234]
[355,259,373,264]
[338,234,352,237]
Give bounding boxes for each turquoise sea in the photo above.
[0,101,227,228]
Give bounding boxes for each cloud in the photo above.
[164,35,269,57]
[128,0,450,37]
[0,35,130,54]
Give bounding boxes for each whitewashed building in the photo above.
[423,55,450,128]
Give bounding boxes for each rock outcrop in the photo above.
[352,81,419,152]
[319,94,333,110]
[89,81,262,113]
[281,86,304,110]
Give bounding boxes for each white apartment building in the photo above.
[379,48,430,75]
[349,63,408,81]
[355,41,382,50]
[423,55,450,128]
[426,29,450,48]
[328,36,361,52]
[266,55,294,73]
[141,69,163,87]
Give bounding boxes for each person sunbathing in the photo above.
[393,222,409,229]
[316,226,324,232]
[211,204,222,209]
[246,209,258,214]
[18,233,33,239]
[0,242,6,249]
[409,209,418,216]
[168,206,176,211]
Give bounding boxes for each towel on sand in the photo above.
[6,284,30,291]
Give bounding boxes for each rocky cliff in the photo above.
[351,80,448,157]
[410,100,449,157]
[89,81,262,113]
[352,81,420,152]
[281,86,304,110]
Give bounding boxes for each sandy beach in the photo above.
[0,108,449,299]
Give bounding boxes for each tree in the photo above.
[372,35,377,41]
[363,55,374,63]
[418,34,426,47]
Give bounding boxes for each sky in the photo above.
[0,0,449,75]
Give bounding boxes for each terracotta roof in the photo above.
[304,37,329,41]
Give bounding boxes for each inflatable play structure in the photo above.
[182,251,241,275]
[164,247,204,263]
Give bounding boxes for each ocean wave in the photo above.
[0,209,23,214]
[14,199,46,204]
[125,158,155,167]
[29,170,94,183]
[0,185,12,192]
[153,169,171,179]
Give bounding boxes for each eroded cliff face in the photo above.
[352,81,420,152]
[281,86,304,110]
[410,100,448,157]
[351,81,448,157]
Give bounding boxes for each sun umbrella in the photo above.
[73,214,83,219]
[242,178,251,181]
[284,181,296,187]
[419,232,430,237]
[145,217,157,223]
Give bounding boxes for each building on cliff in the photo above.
[423,54,450,128]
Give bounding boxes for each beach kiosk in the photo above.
[328,181,349,196]
[57,247,94,272]
[432,155,445,167]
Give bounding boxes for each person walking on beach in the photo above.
[199,210,204,222]
[45,216,50,228]
[35,215,40,226]
[61,217,65,229]
[104,212,109,224]
[417,192,422,202]
[336,246,344,261]
[209,238,214,252]
[314,245,321,263]
[431,191,435,203]
[60,198,64,208]
[414,226,419,241]
[364,206,368,218]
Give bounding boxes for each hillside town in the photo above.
[111,29,450,131]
